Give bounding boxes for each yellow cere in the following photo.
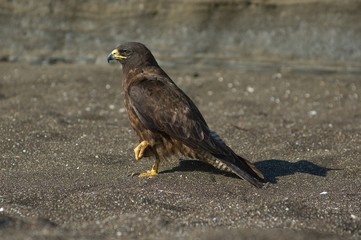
[112,49,127,59]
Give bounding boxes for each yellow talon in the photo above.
[138,158,160,178]
[139,169,158,177]
[134,140,150,160]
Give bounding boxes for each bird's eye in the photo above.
[120,49,130,55]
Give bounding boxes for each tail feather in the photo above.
[208,131,266,188]
[225,155,265,188]
[205,152,265,188]
[238,154,265,181]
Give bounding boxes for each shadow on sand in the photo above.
[161,159,337,184]
[255,159,338,183]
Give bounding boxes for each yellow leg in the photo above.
[139,158,160,177]
[134,140,150,160]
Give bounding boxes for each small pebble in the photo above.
[309,110,317,117]
[247,86,255,93]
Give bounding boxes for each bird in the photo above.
[107,42,266,188]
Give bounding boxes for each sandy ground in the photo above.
[0,62,360,239]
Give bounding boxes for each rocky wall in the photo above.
[0,0,360,67]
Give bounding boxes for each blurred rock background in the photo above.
[0,0,360,69]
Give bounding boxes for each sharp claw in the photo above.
[129,172,139,177]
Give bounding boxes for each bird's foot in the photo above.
[139,169,158,177]
[138,159,160,177]
[134,140,150,160]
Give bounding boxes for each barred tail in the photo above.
[208,131,266,188]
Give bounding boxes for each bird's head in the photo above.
[107,42,158,70]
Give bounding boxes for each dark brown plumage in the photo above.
[107,42,265,187]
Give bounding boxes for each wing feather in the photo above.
[128,75,217,153]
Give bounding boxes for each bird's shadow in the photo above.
[161,159,339,184]
[255,159,339,183]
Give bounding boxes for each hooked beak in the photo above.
[107,49,127,63]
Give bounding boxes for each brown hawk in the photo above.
[107,42,265,187]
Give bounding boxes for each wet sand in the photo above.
[0,62,360,239]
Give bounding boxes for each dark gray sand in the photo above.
[0,63,360,239]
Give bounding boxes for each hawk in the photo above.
[107,42,265,187]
